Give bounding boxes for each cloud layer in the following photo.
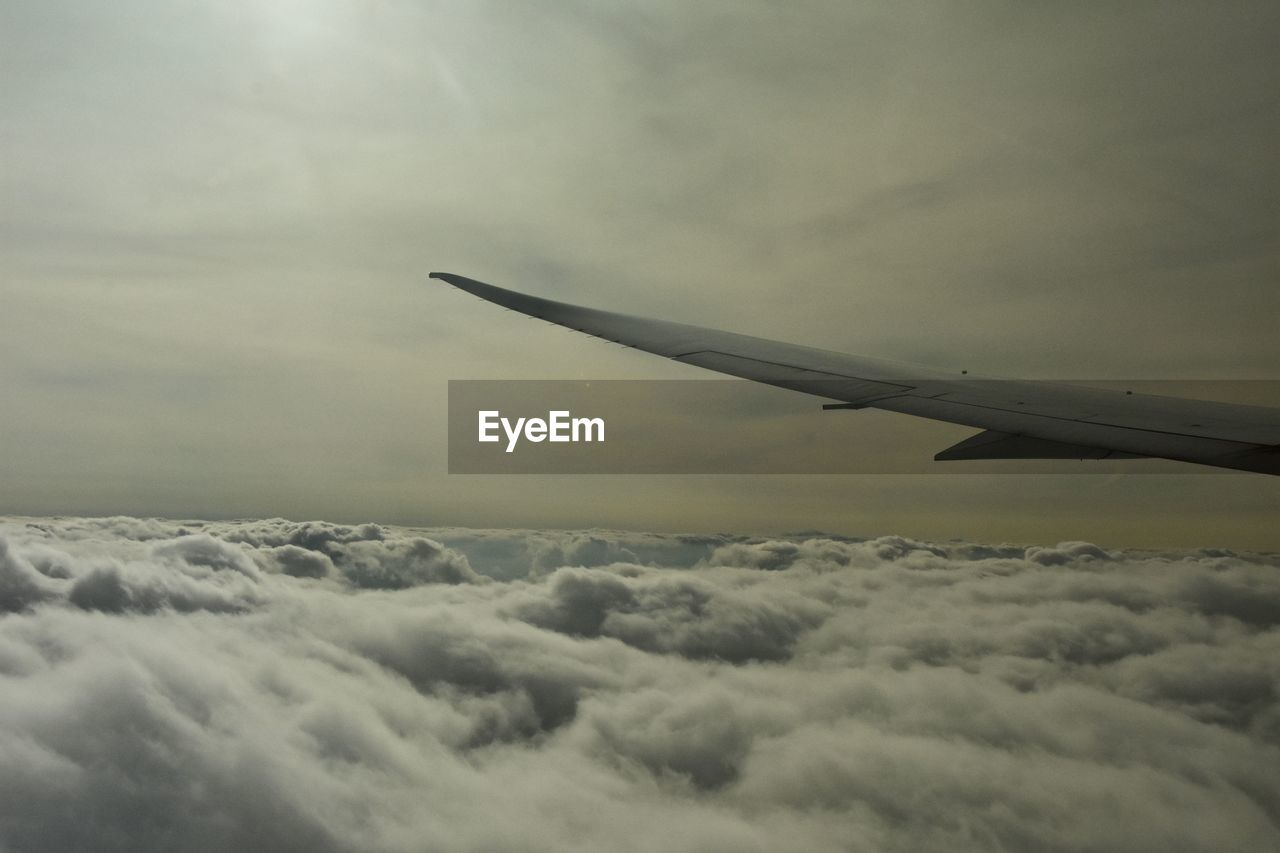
[1,515,1278,851]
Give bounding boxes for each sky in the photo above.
[1,515,1278,851]
[2,1,1278,548]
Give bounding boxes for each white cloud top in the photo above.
[1,515,1277,851]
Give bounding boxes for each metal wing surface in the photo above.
[431,272,1279,475]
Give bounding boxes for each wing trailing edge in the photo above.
[934,430,1148,461]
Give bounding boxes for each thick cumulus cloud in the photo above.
[512,566,831,663]
[0,517,1278,852]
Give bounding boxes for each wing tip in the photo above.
[430,271,476,291]
[430,271,488,291]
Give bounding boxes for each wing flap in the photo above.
[935,430,1149,461]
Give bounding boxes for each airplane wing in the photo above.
[430,272,1280,475]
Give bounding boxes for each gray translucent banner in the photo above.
[448,380,1279,474]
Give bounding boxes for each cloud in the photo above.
[0,537,59,612]
[0,514,1277,851]
[259,544,334,579]
[513,565,831,662]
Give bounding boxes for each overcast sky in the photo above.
[2,1,1277,547]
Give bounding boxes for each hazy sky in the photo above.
[2,1,1277,547]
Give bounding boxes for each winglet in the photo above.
[425,272,592,325]
[935,430,1147,461]
[430,271,478,288]
[429,271,523,298]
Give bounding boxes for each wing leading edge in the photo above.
[430,272,1280,475]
